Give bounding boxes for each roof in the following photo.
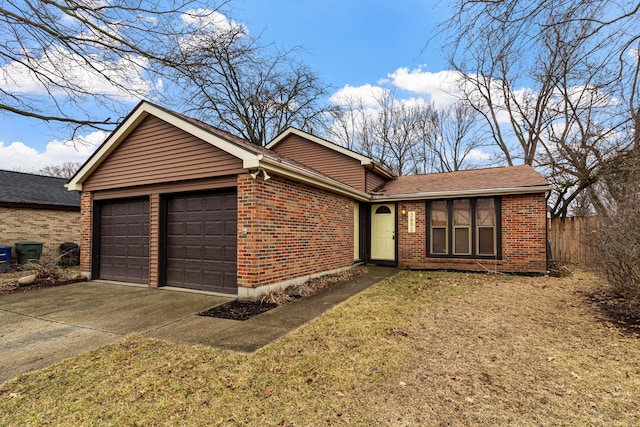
[374,165,551,200]
[67,101,371,202]
[0,170,80,209]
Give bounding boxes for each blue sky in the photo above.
[0,0,452,171]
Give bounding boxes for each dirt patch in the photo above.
[0,267,85,296]
[584,287,640,337]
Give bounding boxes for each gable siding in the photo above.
[366,171,387,192]
[271,134,365,191]
[83,115,244,191]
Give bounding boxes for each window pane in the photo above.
[454,228,470,254]
[432,228,447,254]
[476,198,495,226]
[478,227,495,255]
[431,201,447,227]
[454,199,470,226]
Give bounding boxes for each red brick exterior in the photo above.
[397,193,547,274]
[79,191,93,275]
[237,173,354,289]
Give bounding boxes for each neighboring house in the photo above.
[0,170,80,264]
[67,101,551,299]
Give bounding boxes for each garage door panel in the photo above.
[99,199,149,284]
[165,190,236,293]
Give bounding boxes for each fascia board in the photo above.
[67,102,260,191]
[371,185,552,201]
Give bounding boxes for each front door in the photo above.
[371,204,396,261]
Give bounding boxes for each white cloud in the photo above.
[388,67,464,108]
[179,9,248,52]
[0,45,152,101]
[0,131,104,172]
[329,84,387,107]
[467,148,492,162]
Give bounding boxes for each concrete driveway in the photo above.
[0,281,230,384]
[0,266,398,385]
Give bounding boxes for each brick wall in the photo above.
[397,193,547,274]
[79,192,93,274]
[237,173,354,289]
[0,206,80,265]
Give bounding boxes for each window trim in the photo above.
[426,197,502,260]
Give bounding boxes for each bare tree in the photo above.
[417,101,484,173]
[166,22,333,146]
[39,161,82,179]
[328,88,487,175]
[0,0,226,135]
[443,0,640,217]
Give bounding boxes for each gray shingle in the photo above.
[0,170,80,208]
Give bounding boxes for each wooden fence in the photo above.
[547,216,597,264]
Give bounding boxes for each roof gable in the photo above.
[267,127,396,180]
[0,170,80,208]
[67,101,264,191]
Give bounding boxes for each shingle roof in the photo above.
[0,170,80,208]
[375,165,549,197]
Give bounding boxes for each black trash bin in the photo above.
[15,242,43,265]
[59,242,80,267]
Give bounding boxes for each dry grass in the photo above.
[1,269,639,425]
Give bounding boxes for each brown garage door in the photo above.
[99,198,149,283]
[165,190,237,294]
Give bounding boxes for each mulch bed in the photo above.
[199,300,278,321]
[199,268,366,321]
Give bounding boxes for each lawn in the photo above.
[1,268,639,425]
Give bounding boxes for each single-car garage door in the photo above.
[99,198,149,283]
[165,189,237,294]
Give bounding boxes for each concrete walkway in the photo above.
[0,266,397,384]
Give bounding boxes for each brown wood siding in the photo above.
[83,115,244,191]
[271,134,365,191]
[91,176,238,200]
[366,170,387,192]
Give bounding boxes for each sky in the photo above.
[0,0,454,172]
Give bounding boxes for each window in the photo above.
[427,198,500,258]
[430,201,448,254]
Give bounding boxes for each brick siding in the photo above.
[237,173,354,289]
[79,192,93,274]
[0,206,80,265]
[397,193,547,274]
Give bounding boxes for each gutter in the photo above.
[370,185,552,202]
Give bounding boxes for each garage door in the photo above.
[165,190,237,294]
[99,198,149,283]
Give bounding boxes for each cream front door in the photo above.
[371,204,396,260]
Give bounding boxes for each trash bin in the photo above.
[15,241,43,265]
[59,242,80,267]
[0,245,11,272]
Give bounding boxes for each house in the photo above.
[0,170,80,264]
[67,101,551,299]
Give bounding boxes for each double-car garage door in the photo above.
[98,189,237,294]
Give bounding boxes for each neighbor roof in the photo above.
[374,165,551,200]
[0,170,80,209]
